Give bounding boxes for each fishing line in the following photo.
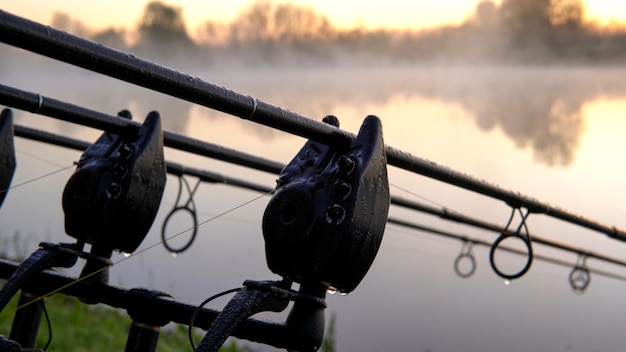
[159,173,269,254]
[0,164,75,195]
[390,183,455,212]
[150,191,269,257]
[164,193,265,228]
[157,193,264,243]
[0,191,271,320]
[16,149,69,169]
[382,241,455,263]
[159,174,268,254]
[390,182,480,229]
[389,224,463,247]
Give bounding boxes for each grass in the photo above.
[0,293,251,351]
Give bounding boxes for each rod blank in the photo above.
[0,85,282,174]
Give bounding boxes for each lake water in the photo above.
[2,53,626,352]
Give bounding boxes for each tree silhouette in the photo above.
[500,0,552,57]
[550,0,584,29]
[475,0,499,28]
[51,12,91,37]
[273,3,334,43]
[136,1,195,54]
[92,29,127,50]
[227,1,334,44]
[27,0,626,66]
[229,0,273,43]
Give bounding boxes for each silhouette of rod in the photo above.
[13,124,274,195]
[12,123,626,274]
[0,10,625,242]
[387,217,626,282]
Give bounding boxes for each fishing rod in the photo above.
[0,87,283,175]
[10,119,626,278]
[386,217,626,290]
[1,10,625,243]
[391,197,626,267]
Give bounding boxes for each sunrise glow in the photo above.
[3,0,626,35]
[584,0,626,26]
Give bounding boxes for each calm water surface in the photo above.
[2,60,626,351]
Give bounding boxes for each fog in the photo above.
[5,0,626,70]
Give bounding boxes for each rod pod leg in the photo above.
[124,288,172,352]
[124,322,160,352]
[9,291,43,349]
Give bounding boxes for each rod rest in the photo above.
[0,242,82,313]
[196,280,327,352]
[0,336,27,352]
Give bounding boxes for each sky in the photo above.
[2,0,626,36]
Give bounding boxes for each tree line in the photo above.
[39,0,626,67]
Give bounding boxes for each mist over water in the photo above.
[3,7,626,350]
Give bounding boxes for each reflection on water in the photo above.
[36,66,626,167]
[218,67,614,168]
[2,60,626,352]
